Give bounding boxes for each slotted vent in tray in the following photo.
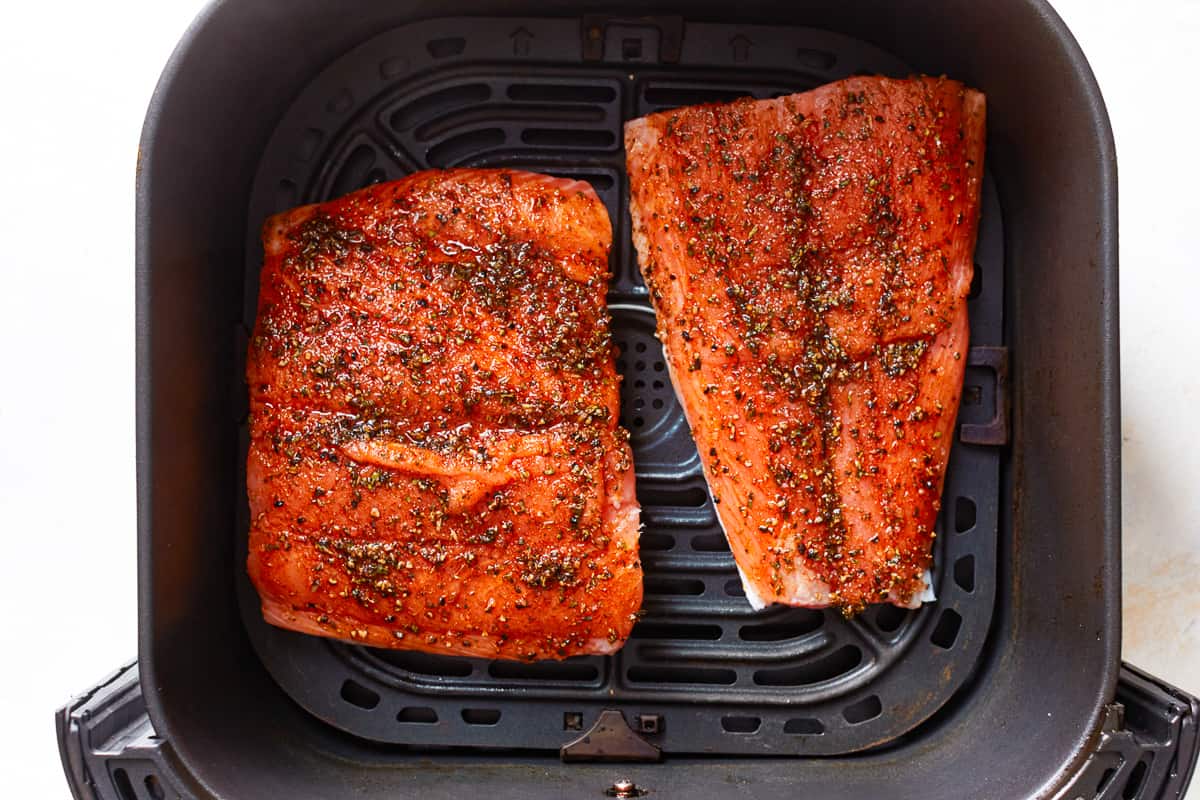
[238,16,1003,756]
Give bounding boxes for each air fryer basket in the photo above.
[233,16,1004,757]
[61,0,1200,798]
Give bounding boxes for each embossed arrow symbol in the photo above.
[730,34,752,63]
[511,27,534,57]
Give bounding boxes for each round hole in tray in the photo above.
[930,608,963,650]
[968,263,983,300]
[954,496,977,533]
[954,555,976,593]
[397,706,438,724]
[611,305,687,456]
[340,679,381,710]
[784,717,825,735]
[461,708,502,725]
[874,604,908,633]
[842,695,882,724]
[721,715,761,734]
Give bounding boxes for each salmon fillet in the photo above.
[246,169,641,660]
[625,76,985,611]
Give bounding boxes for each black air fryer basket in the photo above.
[59,1,1199,798]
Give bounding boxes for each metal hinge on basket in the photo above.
[560,709,662,763]
[58,662,1198,800]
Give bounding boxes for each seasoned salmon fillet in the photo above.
[246,169,641,660]
[625,76,985,611]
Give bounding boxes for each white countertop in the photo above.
[0,1,1194,797]
[1061,0,1200,699]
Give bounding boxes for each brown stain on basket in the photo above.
[880,662,955,741]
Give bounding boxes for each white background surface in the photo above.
[0,1,1195,796]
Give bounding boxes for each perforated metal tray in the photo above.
[235,16,1005,755]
